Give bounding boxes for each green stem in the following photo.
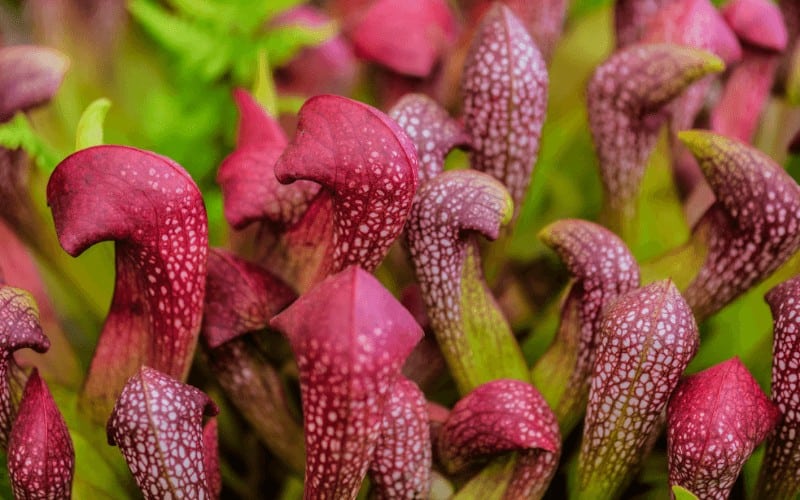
[640,237,706,291]
[443,241,530,395]
[452,454,516,500]
[530,283,583,435]
[600,195,637,250]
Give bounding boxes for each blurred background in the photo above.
[1,0,798,496]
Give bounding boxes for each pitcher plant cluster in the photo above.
[3,0,800,498]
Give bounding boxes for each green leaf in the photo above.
[262,22,338,67]
[165,0,305,31]
[633,135,691,261]
[276,95,306,115]
[0,114,61,172]
[75,98,111,151]
[71,432,131,498]
[452,455,516,500]
[786,151,800,185]
[568,0,613,19]
[253,51,277,117]
[0,452,14,498]
[130,0,320,84]
[260,0,306,23]
[278,475,304,500]
[788,49,800,105]
[164,0,271,33]
[139,82,232,180]
[128,0,232,81]
[0,114,32,150]
[672,485,699,500]
[48,385,134,498]
[129,0,213,57]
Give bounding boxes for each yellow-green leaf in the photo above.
[672,485,699,500]
[75,98,111,151]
